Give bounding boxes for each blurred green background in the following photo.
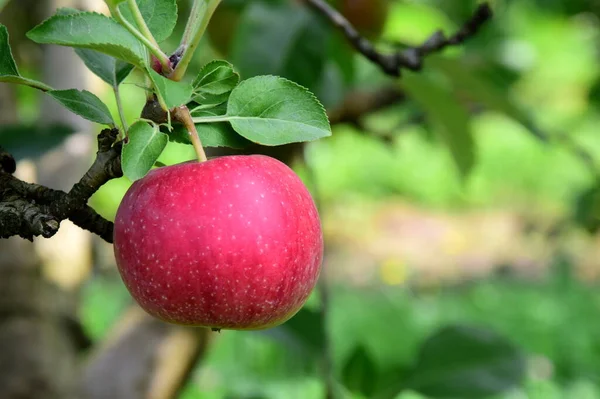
[3,0,600,398]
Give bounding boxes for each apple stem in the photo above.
[173,106,208,163]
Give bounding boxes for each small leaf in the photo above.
[47,89,115,125]
[27,12,147,68]
[122,121,168,181]
[0,24,53,91]
[401,72,475,178]
[342,346,378,397]
[224,75,331,146]
[148,69,193,109]
[407,325,526,398]
[76,49,134,86]
[119,0,178,43]
[0,124,77,160]
[192,60,240,108]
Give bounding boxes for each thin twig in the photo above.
[304,0,493,77]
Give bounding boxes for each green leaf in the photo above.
[0,124,76,160]
[119,0,178,43]
[401,72,475,178]
[122,121,168,181]
[192,60,240,108]
[26,12,147,68]
[47,89,115,125]
[342,346,378,397]
[222,75,331,146]
[148,69,193,109]
[0,24,53,91]
[167,106,250,149]
[407,325,526,398]
[75,49,134,86]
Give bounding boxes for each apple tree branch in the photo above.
[304,0,493,77]
[0,129,122,243]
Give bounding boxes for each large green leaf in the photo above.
[52,8,134,86]
[148,69,193,109]
[47,89,115,126]
[119,0,178,43]
[193,76,331,146]
[0,24,53,91]
[122,121,168,181]
[402,72,475,178]
[27,12,147,68]
[76,49,134,87]
[406,325,526,398]
[192,60,240,108]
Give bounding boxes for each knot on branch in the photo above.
[0,194,60,241]
[0,146,16,174]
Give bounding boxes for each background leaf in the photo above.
[231,1,329,90]
[402,72,476,178]
[279,307,325,352]
[342,346,378,397]
[122,121,168,181]
[0,124,77,160]
[223,75,331,146]
[119,0,177,43]
[26,12,147,68]
[47,89,115,125]
[407,325,526,398]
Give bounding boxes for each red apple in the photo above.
[113,155,323,330]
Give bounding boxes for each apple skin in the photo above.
[113,155,323,330]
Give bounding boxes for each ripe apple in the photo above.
[113,155,323,330]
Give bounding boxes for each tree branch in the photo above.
[304,0,493,77]
[0,129,122,243]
